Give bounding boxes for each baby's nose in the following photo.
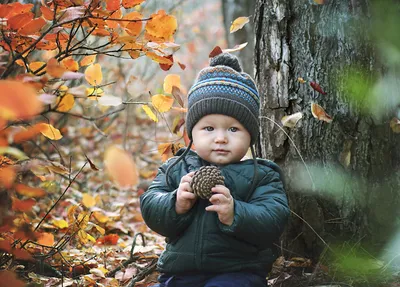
[214,132,228,143]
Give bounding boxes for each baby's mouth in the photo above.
[213,149,229,154]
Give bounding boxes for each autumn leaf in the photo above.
[18,17,46,36]
[311,103,332,123]
[230,16,250,33]
[37,232,55,246]
[171,86,185,107]
[15,184,46,198]
[12,197,36,212]
[145,51,173,65]
[52,219,68,229]
[0,80,42,120]
[36,123,63,140]
[40,6,53,21]
[122,11,143,37]
[29,61,46,73]
[122,0,145,9]
[61,57,79,72]
[85,64,103,86]
[106,0,120,11]
[142,104,158,122]
[82,193,96,208]
[80,55,96,66]
[145,10,177,42]
[47,58,66,78]
[298,77,307,84]
[8,12,34,30]
[222,42,248,53]
[209,46,223,58]
[163,74,181,94]
[104,145,139,188]
[57,94,75,112]
[310,81,327,95]
[152,94,174,113]
[0,166,16,188]
[96,234,119,245]
[281,112,303,128]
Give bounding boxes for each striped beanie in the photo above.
[186,53,260,144]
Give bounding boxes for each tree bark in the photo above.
[254,0,400,260]
[221,0,255,75]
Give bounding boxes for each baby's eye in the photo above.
[204,126,214,131]
[229,127,238,132]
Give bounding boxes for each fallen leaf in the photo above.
[104,145,139,188]
[0,270,25,287]
[281,112,303,128]
[37,232,54,246]
[230,16,250,33]
[82,193,96,208]
[12,197,36,212]
[209,46,223,58]
[311,103,332,123]
[15,184,46,198]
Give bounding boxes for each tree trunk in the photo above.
[254,0,400,260]
[221,0,255,75]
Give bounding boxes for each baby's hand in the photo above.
[175,172,197,214]
[205,185,234,226]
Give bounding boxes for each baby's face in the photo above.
[192,114,251,165]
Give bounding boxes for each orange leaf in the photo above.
[0,80,42,120]
[0,166,16,188]
[122,11,143,37]
[7,3,33,17]
[40,6,54,21]
[145,10,177,42]
[7,12,33,30]
[56,94,75,112]
[104,145,138,188]
[145,51,173,65]
[0,270,25,287]
[85,63,103,86]
[36,123,62,140]
[29,61,46,73]
[163,74,181,94]
[37,232,54,246]
[61,57,79,72]
[0,5,14,18]
[106,0,120,11]
[230,16,250,33]
[12,124,42,143]
[13,248,34,261]
[96,234,119,245]
[15,184,46,198]
[12,197,36,212]
[47,58,66,78]
[311,103,332,123]
[18,17,46,35]
[106,9,121,29]
[122,0,145,9]
[80,55,96,66]
[152,94,173,113]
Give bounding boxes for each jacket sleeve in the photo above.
[140,160,196,238]
[218,167,289,249]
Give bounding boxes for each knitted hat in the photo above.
[186,53,260,144]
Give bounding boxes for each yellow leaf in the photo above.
[152,94,173,113]
[86,87,104,99]
[93,211,109,223]
[163,74,181,94]
[77,212,90,229]
[145,10,177,42]
[52,219,68,229]
[80,55,96,66]
[230,16,250,33]
[142,104,158,122]
[104,145,139,188]
[87,233,96,243]
[36,123,62,140]
[29,61,46,73]
[92,223,105,235]
[82,193,96,208]
[85,63,103,86]
[56,94,75,112]
[67,205,79,226]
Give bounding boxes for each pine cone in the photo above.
[190,166,225,199]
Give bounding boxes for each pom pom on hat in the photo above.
[186,53,260,144]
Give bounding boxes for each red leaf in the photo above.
[18,17,46,35]
[159,55,174,71]
[209,46,223,58]
[310,81,327,95]
[12,197,36,212]
[0,270,25,287]
[96,234,119,245]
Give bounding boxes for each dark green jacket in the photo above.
[140,149,289,275]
